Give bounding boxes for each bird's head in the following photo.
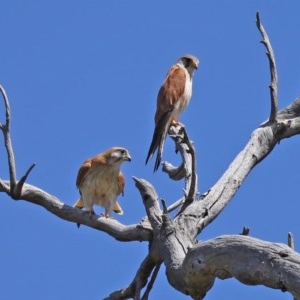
[106,147,132,165]
[177,54,199,76]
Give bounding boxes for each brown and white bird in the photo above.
[73,147,131,218]
[145,54,199,172]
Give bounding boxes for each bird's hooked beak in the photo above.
[125,154,132,162]
[193,60,199,70]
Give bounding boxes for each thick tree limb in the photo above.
[0,181,151,242]
[278,95,300,119]
[133,177,162,230]
[172,102,300,239]
[130,92,300,299]
[105,178,164,299]
[182,235,300,299]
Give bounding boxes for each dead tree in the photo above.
[1,12,300,300]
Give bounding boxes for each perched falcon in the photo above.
[73,147,131,218]
[145,54,199,172]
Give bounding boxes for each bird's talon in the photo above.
[171,120,184,128]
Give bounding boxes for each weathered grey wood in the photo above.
[0,181,151,242]
[256,11,278,122]
[182,235,300,299]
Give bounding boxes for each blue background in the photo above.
[0,1,299,299]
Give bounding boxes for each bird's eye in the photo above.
[120,149,125,154]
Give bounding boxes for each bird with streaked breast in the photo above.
[145,54,199,172]
[73,147,131,218]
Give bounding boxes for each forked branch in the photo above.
[0,85,17,192]
[0,85,36,198]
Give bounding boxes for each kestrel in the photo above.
[73,147,131,218]
[145,54,199,172]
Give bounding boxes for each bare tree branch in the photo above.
[240,226,250,236]
[288,232,295,250]
[0,86,37,199]
[1,11,300,300]
[182,235,300,299]
[0,85,17,191]
[181,126,198,202]
[105,179,164,300]
[166,196,185,213]
[13,162,36,198]
[133,177,162,230]
[162,125,198,203]
[0,181,151,242]
[256,11,278,122]
[141,263,161,300]
[278,95,300,119]
[0,178,10,193]
[104,254,160,300]
[173,102,300,239]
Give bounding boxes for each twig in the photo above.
[288,232,295,250]
[161,198,168,214]
[0,85,37,199]
[13,163,36,199]
[141,263,161,300]
[256,12,278,123]
[240,226,250,236]
[104,254,159,300]
[166,196,185,213]
[0,85,17,191]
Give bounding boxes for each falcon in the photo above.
[145,54,199,172]
[73,147,131,218]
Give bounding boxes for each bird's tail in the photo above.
[73,198,84,209]
[113,201,124,215]
[145,110,172,172]
[73,198,84,228]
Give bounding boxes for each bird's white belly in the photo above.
[173,76,192,120]
[80,168,119,211]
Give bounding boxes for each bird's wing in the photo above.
[145,109,173,171]
[74,158,92,208]
[112,171,125,215]
[117,171,125,196]
[146,66,186,171]
[76,158,92,189]
[113,201,123,215]
[154,66,187,123]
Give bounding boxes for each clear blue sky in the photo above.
[0,1,300,299]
